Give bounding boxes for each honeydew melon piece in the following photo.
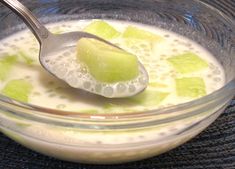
[0,55,17,81]
[77,38,139,83]
[2,79,33,102]
[129,89,169,106]
[123,26,164,41]
[84,20,121,40]
[149,82,168,88]
[18,51,34,65]
[176,77,206,98]
[167,52,208,74]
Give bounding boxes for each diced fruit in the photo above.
[123,26,163,41]
[149,82,167,88]
[176,77,206,98]
[18,51,34,65]
[84,20,120,40]
[0,55,17,81]
[77,38,139,83]
[2,79,33,102]
[167,52,208,74]
[129,89,169,106]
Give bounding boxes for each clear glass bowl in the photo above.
[0,0,234,164]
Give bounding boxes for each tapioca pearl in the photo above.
[209,63,216,70]
[32,92,41,96]
[139,43,149,49]
[3,43,9,47]
[45,90,53,96]
[158,132,166,136]
[47,81,54,86]
[56,104,66,109]
[59,95,67,99]
[117,83,126,93]
[96,140,103,144]
[128,85,136,93]
[14,38,20,42]
[144,52,151,57]
[130,46,139,51]
[62,51,71,57]
[213,69,221,75]
[169,127,178,132]
[172,48,178,52]
[24,75,31,79]
[183,49,190,53]
[189,46,194,50]
[49,61,56,67]
[164,34,170,38]
[138,135,145,140]
[83,81,91,89]
[160,54,167,58]
[185,42,192,47]
[213,77,222,82]
[103,86,114,97]
[10,45,18,50]
[49,93,56,98]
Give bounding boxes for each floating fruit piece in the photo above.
[148,82,168,88]
[0,55,18,81]
[129,89,169,106]
[77,38,139,83]
[18,51,34,65]
[2,79,33,102]
[167,52,208,74]
[84,20,120,40]
[176,77,206,98]
[123,26,163,41]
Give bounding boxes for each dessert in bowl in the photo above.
[0,0,234,164]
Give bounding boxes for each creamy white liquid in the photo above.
[0,20,225,113]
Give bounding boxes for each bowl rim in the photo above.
[0,0,234,126]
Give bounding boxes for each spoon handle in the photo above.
[0,0,50,43]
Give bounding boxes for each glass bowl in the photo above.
[0,0,234,164]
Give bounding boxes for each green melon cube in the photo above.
[18,51,34,65]
[77,38,139,83]
[167,52,208,74]
[2,79,33,102]
[176,77,206,98]
[123,26,163,41]
[84,20,120,40]
[0,55,18,81]
[129,89,169,106]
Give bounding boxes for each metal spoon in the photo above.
[0,0,149,98]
